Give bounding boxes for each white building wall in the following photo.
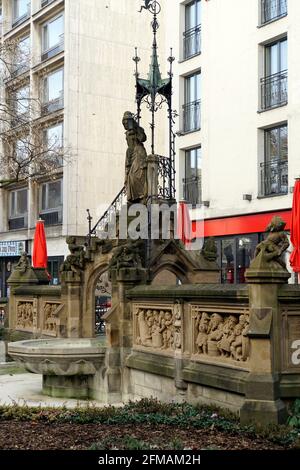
[167,0,299,221]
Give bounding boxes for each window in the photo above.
[13,0,30,26]
[14,85,30,117]
[43,122,63,166]
[261,38,287,110]
[42,14,64,60]
[15,138,29,162]
[215,235,259,284]
[261,0,287,25]
[47,256,64,285]
[12,36,30,77]
[184,0,201,59]
[43,68,64,114]
[44,122,63,150]
[40,180,63,225]
[183,147,202,205]
[260,124,288,196]
[9,188,28,229]
[183,72,201,132]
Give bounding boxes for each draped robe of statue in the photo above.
[123,116,148,203]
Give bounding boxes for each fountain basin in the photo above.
[8,338,106,376]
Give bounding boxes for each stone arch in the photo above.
[81,253,113,338]
[150,262,188,285]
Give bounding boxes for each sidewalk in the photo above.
[0,372,103,408]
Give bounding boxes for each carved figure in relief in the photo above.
[17,302,34,329]
[137,309,152,346]
[151,310,163,348]
[195,312,209,354]
[161,311,173,350]
[207,313,224,357]
[218,315,238,357]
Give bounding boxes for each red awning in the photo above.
[192,209,292,238]
[290,181,300,273]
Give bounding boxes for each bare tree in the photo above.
[0,37,71,189]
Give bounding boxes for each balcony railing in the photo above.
[12,3,31,28]
[42,34,64,61]
[183,25,201,60]
[40,209,62,226]
[260,158,288,196]
[8,216,27,230]
[182,99,201,133]
[183,175,202,206]
[41,0,56,7]
[10,63,30,80]
[261,0,287,25]
[261,70,287,110]
[42,95,64,115]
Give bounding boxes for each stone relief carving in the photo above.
[43,303,61,334]
[15,252,30,274]
[193,309,250,362]
[251,216,289,270]
[173,302,182,350]
[16,301,36,330]
[60,237,86,274]
[135,307,178,351]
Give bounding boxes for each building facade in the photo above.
[0,0,164,298]
[167,0,298,283]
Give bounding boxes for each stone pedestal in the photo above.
[240,267,290,425]
[100,267,148,402]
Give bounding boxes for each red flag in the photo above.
[290,180,300,273]
[32,220,48,269]
[177,201,192,248]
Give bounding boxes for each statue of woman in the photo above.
[122,112,148,204]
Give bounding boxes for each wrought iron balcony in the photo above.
[182,175,202,206]
[42,34,64,61]
[261,70,287,110]
[183,25,201,60]
[41,0,56,7]
[40,209,62,226]
[42,95,64,115]
[260,158,288,196]
[12,3,31,28]
[8,216,27,230]
[182,99,201,133]
[261,0,287,25]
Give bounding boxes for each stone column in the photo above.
[240,266,290,425]
[99,267,148,403]
[147,154,159,200]
[61,272,82,338]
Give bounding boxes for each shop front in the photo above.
[0,240,27,298]
[193,209,293,284]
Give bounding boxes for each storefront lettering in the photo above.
[0,241,26,257]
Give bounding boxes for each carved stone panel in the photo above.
[16,300,37,332]
[191,305,250,364]
[43,302,62,336]
[133,303,181,355]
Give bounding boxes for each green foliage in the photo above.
[287,399,300,429]
[0,398,298,448]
